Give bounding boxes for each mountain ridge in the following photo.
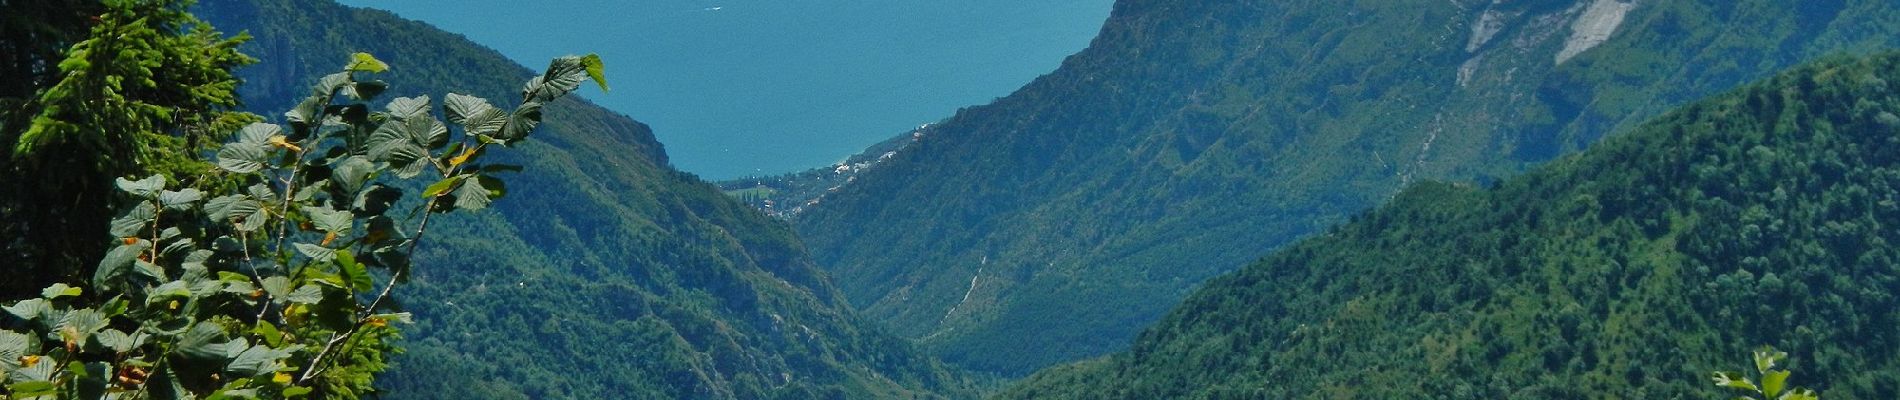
[998,50,1900,399]
[794,0,1900,376]
[194,0,977,398]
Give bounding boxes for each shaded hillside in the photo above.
[1000,52,1900,399]
[794,0,1900,375]
[194,0,975,398]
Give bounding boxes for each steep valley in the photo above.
[794,0,1900,376]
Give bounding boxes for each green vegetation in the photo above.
[1,0,975,398]
[793,0,1900,376]
[996,52,1900,398]
[1,50,604,398]
[0,0,253,299]
[191,0,978,398]
[1714,347,1821,400]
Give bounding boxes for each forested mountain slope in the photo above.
[999,51,1900,399]
[793,0,1900,375]
[194,0,974,398]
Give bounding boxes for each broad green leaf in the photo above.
[14,356,54,381]
[74,362,110,399]
[177,323,229,361]
[293,180,327,202]
[1712,371,1759,392]
[253,322,283,348]
[58,309,109,342]
[444,93,496,124]
[162,240,195,260]
[158,188,204,210]
[452,176,496,211]
[261,277,291,300]
[148,365,187,400]
[369,121,429,178]
[346,52,388,73]
[236,122,283,147]
[336,250,373,292]
[204,194,257,221]
[501,101,544,140]
[347,80,389,101]
[331,156,377,192]
[422,175,467,198]
[181,259,212,282]
[315,72,351,98]
[94,329,144,353]
[40,284,81,300]
[94,240,152,289]
[461,107,508,137]
[0,330,35,370]
[190,279,225,299]
[237,207,271,232]
[115,175,166,198]
[3,299,50,322]
[386,95,430,119]
[295,243,337,263]
[302,206,352,234]
[134,259,167,280]
[285,96,323,124]
[1762,369,1790,397]
[222,280,258,297]
[226,344,294,376]
[248,183,278,201]
[283,386,314,397]
[159,226,183,241]
[533,56,589,101]
[284,285,324,304]
[97,296,129,318]
[8,380,55,396]
[582,53,608,91]
[408,113,450,149]
[218,142,269,174]
[109,202,156,237]
[355,185,402,215]
[148,281,193,302]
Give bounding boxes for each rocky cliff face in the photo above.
[795,0,1900,376]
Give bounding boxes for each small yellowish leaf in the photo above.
[347,52,388,73]
[581,53,608,92]
[449,146,480,169]
[266,135,302,152]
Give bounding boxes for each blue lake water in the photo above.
[335,0,1114,179]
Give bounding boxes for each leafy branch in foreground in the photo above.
[0,52,605,399]
[1713,346,1820,400]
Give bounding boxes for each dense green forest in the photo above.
[793,0,1900,376]
[3,0,976,398]
[998,52,1900,399]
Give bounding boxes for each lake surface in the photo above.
[336,0,1115,179]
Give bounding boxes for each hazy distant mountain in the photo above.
[196,0,976,398]
[794,0,1900,376]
